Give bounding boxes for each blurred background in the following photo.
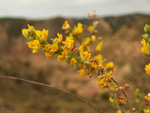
[0,0,150,113]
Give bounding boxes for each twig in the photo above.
[0,75,102,113]
[111,78,133,113]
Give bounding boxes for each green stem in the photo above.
[114,91,124,112]
[111,78,133,113]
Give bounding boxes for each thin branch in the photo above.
[111,78,133,113]
[0,75,102,113]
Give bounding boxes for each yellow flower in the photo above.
[97,79,107,87]
[144,109,150,113]
[35,29,48,42]
[62,49,69,56]
[141,39,149,54]
[27,40,41,53]
[106,62,114,69]
[57,33,63,43]
[57,55,65,62]
[91,35,96,41]
[116,110,122,113]
[94,54,103,64]
[45,52,54,59]
[70,57,77,68]
[22,29,28,38]
[72,23,83,35]
[96,41,103,51]
[145,64,150,75]
[52,43,58,52]
[79,46,83,52]
[144,96,150,101]
[87,25,95,33]
[42,29,48,37]
[82,51,91,59]
[91,61,98,69]
[109,85,115,92]
[106,73,112,81]
[141,39,146,46]
[109,97,115,102]
[63,36,74,49]
[82,37,91,46]
[141,46,148,54]
[38,29,48,42]
[28,24,35,31]
[78,69,86,77]
[35,30,42,37]
[85,37,91,45]
[62,20,70,30]
[79,46,91,59]
[44,44,51,52]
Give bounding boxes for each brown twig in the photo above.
[0,75,102,113]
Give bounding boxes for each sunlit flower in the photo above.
[44,44,51,52]
[42,29,48,37]
[80,64,86,69]
[79,46,83,52]
[62,49,69,57]
[72,23,83,35]
[62,20,70,30]
[116,110,122,113]
[35,30,42,37]
[27,40,41,53]
[91,35,96,41]
[57,33,63,43]
[70,57,77,68]
[145,64,150,75]
[141,46,148,54]
[28,24,35,31]
[141,39,146,46]
[57,55,65,62]
[97,78,107,88]
[109,85,115,92]
[96,41,103,51]
[94,54,103,65]
[78,69,86,77]
[91,60,98,69]
[52,43,58,52]
[106,62,114,70]
[22,29,28,38]
[144,109,150,113]
[87,25,95,33]
[63,36,74,49]
[82,51,91,59]
[45,52,54,59]
[144,93,150,101]
[82,37,91,46]
[37,29,48,42]
[109,97,115,102]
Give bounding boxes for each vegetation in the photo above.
[0,13,150,113]
[21,11,150,113]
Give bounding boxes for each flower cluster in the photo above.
[22,24,48,53]
[141,25,150,56]
[141,25,150,76]
[141,24,150,113]
[22,13,133,113]
[22,20,105,79]
[144,93,150,113]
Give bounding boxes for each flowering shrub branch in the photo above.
[141,24,150,113]
[21,11,150,113]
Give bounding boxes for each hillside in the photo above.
[0,14,150,113]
